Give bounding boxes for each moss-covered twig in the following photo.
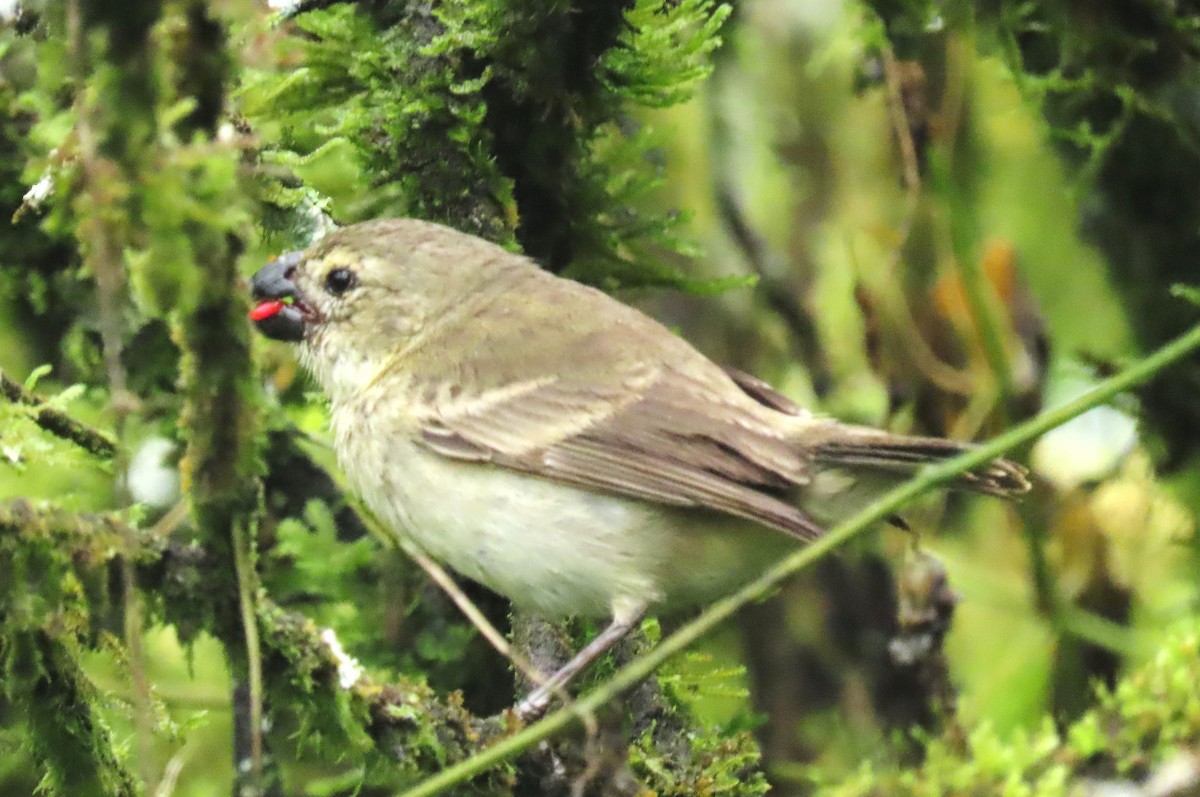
[0,369,116,459]
[4,631,140,797]
[399,319,1200,797]
[0,498,160,560]
[255,599,514,771]
[1,502,140,796]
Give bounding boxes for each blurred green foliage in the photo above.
[1,0,1199,795]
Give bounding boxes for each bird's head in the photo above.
[249,218,511,401]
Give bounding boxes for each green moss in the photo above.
[4,632,139,797]
[630,722,771,797]
[0,26,86,369]
[620,620,769,796]
[243,3,513,241]
[245,0,739,293]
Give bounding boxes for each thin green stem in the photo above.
[233,518,265,778]
[1059,605,1141,657]
[1017,501,1060,620]
[396,320,1200,797]
[957,249,1015,400]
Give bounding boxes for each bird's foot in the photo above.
[515,688,552,722]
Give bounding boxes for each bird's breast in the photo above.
[332,404,670,617]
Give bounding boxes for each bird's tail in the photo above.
[809,427,1030,497]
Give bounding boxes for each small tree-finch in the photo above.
[250,218,1028,718]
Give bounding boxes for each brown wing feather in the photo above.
[415,365,828,542]
[722,366,805,416]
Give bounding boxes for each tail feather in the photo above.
[812,431,1030,498]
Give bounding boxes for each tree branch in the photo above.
[0,498,159,559]
[254,598,514,772]
[0,369,116,459]
[11,631,140,797]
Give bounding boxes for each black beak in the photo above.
[250,251,307,342]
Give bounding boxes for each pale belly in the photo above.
[336,425,796,619]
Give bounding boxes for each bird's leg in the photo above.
[516,601,647,721]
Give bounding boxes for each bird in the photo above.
[249,217,1029,719]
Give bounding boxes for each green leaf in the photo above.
[22,364,51,392]
[1170,283,1200,306]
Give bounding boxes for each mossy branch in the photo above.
[6,632,140,797]
[255,599,516,776]
[1,503,139,796]
[399,319,1200,797]
[0,369,117,459]
[0,498,160,559]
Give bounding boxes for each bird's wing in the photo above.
[413,362,828,541]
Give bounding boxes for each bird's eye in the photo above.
[324,268,357,296]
